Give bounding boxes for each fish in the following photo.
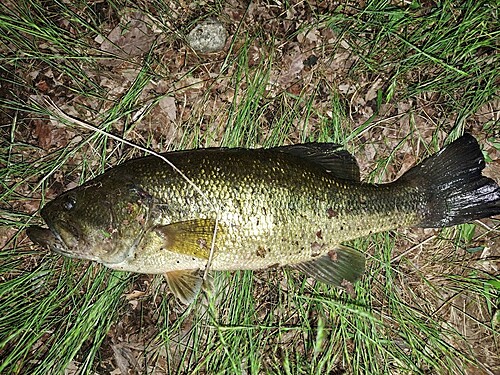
[27,134,500,303]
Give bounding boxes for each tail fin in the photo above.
[400,134,500,227]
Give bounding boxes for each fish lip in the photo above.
[27,224,76,257]
[27,225,63,251]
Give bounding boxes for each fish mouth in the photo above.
[26,225,69,255]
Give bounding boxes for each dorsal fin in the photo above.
[274,143,360,181]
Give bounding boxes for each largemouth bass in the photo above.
[28,134,500,303]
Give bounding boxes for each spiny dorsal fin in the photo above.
[165,270,203,304]
[292,245,365,286]
[155,219,220,259]
[274,143,360,181]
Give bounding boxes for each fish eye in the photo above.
[62,196,76,211]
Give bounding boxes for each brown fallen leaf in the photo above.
[99,11,156,66]
[158,96,177,122]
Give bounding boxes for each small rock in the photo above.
[186,19,227,53]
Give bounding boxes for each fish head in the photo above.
[28,178,153,265]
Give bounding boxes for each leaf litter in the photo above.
[0,0,499,374]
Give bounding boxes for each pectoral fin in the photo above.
[165,270,204,304]
[292,245,365,287]
[155,219,220,259]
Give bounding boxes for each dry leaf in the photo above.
[277,47,305,86]
[99,12,156,66]
[158,96,177,122]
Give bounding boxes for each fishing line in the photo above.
[40,97,220,283]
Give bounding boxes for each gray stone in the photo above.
[186,19,227,53]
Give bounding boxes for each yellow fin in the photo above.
[292,245,365,287]
[165,270,203,304]
[155,219,220,259]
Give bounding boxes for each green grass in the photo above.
[1,0,499,374]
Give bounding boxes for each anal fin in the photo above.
[292,245,365,287]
